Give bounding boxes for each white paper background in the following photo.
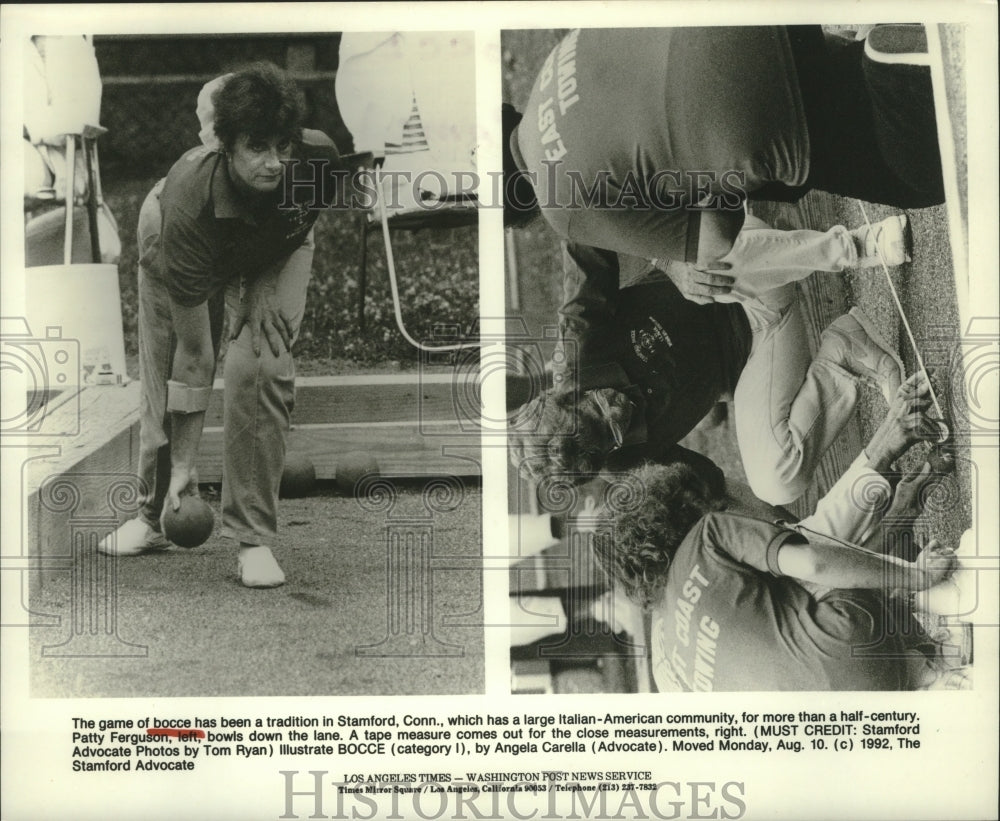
[2,3,997,820]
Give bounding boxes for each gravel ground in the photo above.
[30,481,484,698]
[839,200,972,555]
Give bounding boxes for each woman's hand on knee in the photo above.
[232,278,293,357]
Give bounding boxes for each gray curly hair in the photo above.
[508,387,633,484]
[591,461,726,610]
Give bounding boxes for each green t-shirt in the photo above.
[651,513,914,692]
[515,27,809,261]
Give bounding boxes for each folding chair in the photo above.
[23,34,127,386]
[24,35,119,267]
[356,165,478,350]
[24,126,128,386]
[25,126,114,266]
[338,31,480,352]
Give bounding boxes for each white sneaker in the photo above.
[851,215,912,268]
[97,518,171,556]
[238,546,286,588]
[864,24,931,66]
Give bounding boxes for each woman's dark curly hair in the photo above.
[212,62,305,153]
[509,387,632,484]
[592,461,726,610]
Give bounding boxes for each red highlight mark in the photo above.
[147,727,206,740]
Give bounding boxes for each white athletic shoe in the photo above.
[863,24,931,66]
[238,546,286,588]
[97,518,171,556]
[851,215,912,268]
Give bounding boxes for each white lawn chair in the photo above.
[337,32,479,352]
[23,35,127,385]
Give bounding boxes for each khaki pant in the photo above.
[734,284,861,506]
[136,180,314,544]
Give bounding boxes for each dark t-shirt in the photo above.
[558,243,750,464]
[144,132,335,307]
[515,27,809,261]
[650,512,912,692]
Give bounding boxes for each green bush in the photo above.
[107,177,479,373]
